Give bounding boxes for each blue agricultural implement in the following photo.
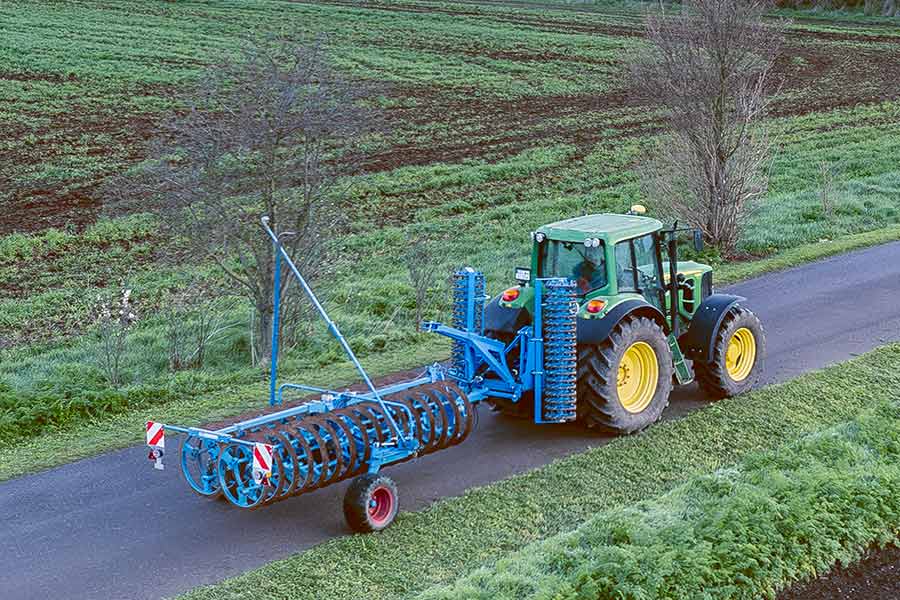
[147,209,764,532]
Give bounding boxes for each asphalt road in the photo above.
[3,242,900,600]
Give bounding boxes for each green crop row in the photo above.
[3,0,897,203]
[178,344,900,600]
[420,403,900,600]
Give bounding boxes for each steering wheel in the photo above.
[637,269,656,288]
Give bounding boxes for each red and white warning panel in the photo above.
[252,443,273,486]
[146,421,165,449]
[146,421,165,470]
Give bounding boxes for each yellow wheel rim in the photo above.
[617,342,659,413]
[725,327,757,382]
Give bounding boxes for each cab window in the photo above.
[615,241,635,291]
[633,234,661,290]
[539,240,608,295]
[616,234,661,295]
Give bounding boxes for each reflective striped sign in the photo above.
[146,421,165,449]
[253,443,273,476]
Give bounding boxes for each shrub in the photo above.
[0,364,233,444]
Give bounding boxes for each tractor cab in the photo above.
[532,212,667,302]
[498,208,712,338]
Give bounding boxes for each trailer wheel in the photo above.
[695,306,765,399]
[181,437,223,500]
[343,473,399,533]
[576,316,673,434]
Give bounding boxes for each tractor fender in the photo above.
[483,295,531,336]
[681,294,746,362]
[576,299,668,346]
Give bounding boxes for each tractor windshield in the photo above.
[539,240,608,295]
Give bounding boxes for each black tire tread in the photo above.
[576,316,674,434]
[343,473,398,533]
[695,306,765,399]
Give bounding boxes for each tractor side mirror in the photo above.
[693,230,704,252]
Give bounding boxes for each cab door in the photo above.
[613,234,664,311]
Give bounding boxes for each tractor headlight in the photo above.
[534,232,546,243]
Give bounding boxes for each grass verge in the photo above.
[420,403,900,600]
[178,344,900,600]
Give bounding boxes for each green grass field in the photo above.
[1,0,899,461]
[420,401,900,600]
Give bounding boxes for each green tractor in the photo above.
[426,206,765,434]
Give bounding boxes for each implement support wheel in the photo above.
[695,306,765,399]
[343,473,399,533]
[576,315,674,434]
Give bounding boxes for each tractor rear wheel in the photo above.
[576,316,674,434]
[695,306,765,399]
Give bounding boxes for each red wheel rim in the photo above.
[368,485,394,526]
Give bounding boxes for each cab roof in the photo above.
[537,213,663,244]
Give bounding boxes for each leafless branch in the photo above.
[107,33,380,362]
[630,0,786,256]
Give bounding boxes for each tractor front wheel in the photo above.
[695,306,765,399]
[576,316,674,434]
[343,473,399,533]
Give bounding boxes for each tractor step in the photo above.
[668,334,694,385]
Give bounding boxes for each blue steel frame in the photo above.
[155,235,573,505]
[158,217,465,485]
[423,275,563,424]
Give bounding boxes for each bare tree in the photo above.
[631,0,784,256]
[404,235,444,329]
[112,34,374,362]
[93,288,138,387]
[164,283,240,371]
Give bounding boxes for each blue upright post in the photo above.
[268,251,282,406]
[465,270,477,380]
[259,216,407,441]
[532,280,544,421]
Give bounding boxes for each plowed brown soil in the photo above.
[3,2,900,234]
[777,544,900,600]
